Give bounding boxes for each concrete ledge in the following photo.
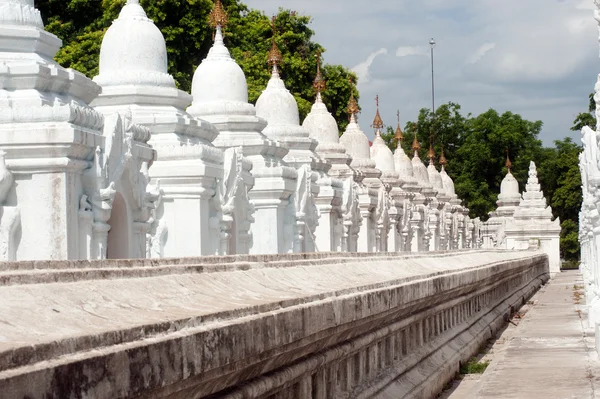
[0,250,549,398]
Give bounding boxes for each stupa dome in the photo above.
[370,132,396,172]
[191,26,248,106]
[95,0,175,88]
[427,162,444,191]
[303,94,340,144]
[498,171,520,200]
[412,153,429,184]
[439,166,456,196]
[255,69,300,126]
[340,116,371,160]
[394,146,414,178]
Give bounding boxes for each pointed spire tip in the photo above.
[209,0,228,29]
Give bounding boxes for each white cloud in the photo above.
[351,48,388,86]
[396,45,428,58]
[467,42,495,65]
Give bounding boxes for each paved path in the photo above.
[443,270,600,399]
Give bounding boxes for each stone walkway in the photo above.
[442,270,600,399]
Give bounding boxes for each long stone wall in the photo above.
[0,251,548,398]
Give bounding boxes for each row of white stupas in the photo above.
[0,0,556,262]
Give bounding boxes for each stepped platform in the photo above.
[0,250,548,398]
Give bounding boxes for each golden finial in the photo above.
[505,148,512,172]
[439,145,447,166]
[371,95,384,131]
[428,141,436,160]
[411,123,421,152]
[313,50,326,96]
[267,16,282,70]
[394,110,404,142]
[347,77,359,119]
[209,0,228,29]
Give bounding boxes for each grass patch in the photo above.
[562,261,580,270]
[460,358,490,374]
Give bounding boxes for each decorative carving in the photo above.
[0,2,44,28]
[341,178,362,252]
[146,181,168,259]
[209,0,228,29]
[292,165,319,252]
[212,147,255,255]
[375,185,389,251]
[81,111,156,259]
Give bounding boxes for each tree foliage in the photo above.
[34,0,358,131]
[571,92,596,132]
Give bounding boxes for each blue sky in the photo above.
[244,0,598,146]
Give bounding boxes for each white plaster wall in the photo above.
[14,171,82,260]
[107,192,130,259]
[161,197,205,258]
[250,202,288,254]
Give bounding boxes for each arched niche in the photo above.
[107,191,130,259]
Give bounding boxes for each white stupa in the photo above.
[0,0,107,260]
[339,94,382,187]
[255,22,326,252]
[91,0,225,258]
[483,154,523,249]
[300,55,345,251]
[505,161,561,274]
[339,92,383,252]
[411,136,437,200]
[187,1,297,255]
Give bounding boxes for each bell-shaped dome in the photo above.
[190,26,248,106]
[439,166,456,196]
[94,0,174,88]
[412,152,429,184]
[340,115,371,160]
[303,93,340,144]
[370,131,396,172]
[498,170,520,200]
[394,146,413,178]
[255,68,300,126]
[427,161,444,191]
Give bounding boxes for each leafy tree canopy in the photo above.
[571,92,595,132]
[34,0,358,131]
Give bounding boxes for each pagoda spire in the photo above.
[209,0,228,29]
[394,110,404,143]
[371,95,384,136]
[411,123,421,157]
[439,145,447,168]
[313,50,326,101]
[267,16,283,77]
[505,148,512,173]
[347,77,359,123]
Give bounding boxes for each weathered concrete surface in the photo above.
[447,270,600,399]
[0,250,548,398]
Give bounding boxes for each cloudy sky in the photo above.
[244,0,599,146]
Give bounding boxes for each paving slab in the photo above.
[445,270,600,399]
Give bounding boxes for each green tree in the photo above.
[571,92,595,131]
[34,0,357,131]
